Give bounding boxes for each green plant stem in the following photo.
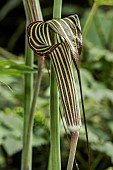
[21,54,43,170]
[50,0,62,170]
[21,26,43,170]
[21,1,43,170]
[83,2,98,41]
[50,68,61,170]
[21,33,34,170]
[21,57,43,170]
[53,0,62,19]
[48,149,52,170]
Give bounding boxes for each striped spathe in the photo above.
[27,14,82,133]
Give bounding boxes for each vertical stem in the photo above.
[83,2,98,41]
[48,149,52,170]
[21,31,34,170]
[53,0,62,19]
[21,58,43,170]
[21,1,43,170]
[50,0,62,170]
[67,132,79,170]
[50,68,61,170]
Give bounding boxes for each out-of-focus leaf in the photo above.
[80,126,99,143]
[86,89,113,102]
[108,121,113,133]
[44,87,50,97]
[95,0,113,6]
[82,10,113,48]
[0,60,34,71]
[80,68,104,88]
[62,4,83,16]
[0,0,21,21]
[0,47,20,60]
[0,60,36,76]
[88,45,113,62]
[0,85,15,106]
[32,135,47,147]
[88,125,110,141]
[92,142,113,163]
[0,111,22,155]
[8,21,25,50]
[0,69,24,76]
[0,151,5,166]
[105,167,113,170]
[0,112,23,136]
[3,137,22,156]
[36,97,49,109]
[0,126,11,138]
[77,69,113,102]
[0,109,50,156]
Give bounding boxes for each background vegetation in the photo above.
[0,0,113,170]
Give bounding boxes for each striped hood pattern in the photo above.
[27,14,82,133]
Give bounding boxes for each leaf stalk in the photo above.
[50,0,62,170]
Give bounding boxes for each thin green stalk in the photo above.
[83,2,98,41]
[50,0,62,170]
[21,1,43,170]
[21,32,34,170]
[21,57,43,170]
[50,68,61,170]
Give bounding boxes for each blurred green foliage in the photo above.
[0,0,113,170]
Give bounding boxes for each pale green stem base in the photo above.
[50,0,62,170]
[21,57,43,170]
[22,1,43,170]
[50,64,61,170]
[67,131,79,170]
[21,34,34,170]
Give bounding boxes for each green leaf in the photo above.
[0,112,23,137]
[108,121,113,133]
[0,60,34,71]
[82,10,113,48]
[80,126,99,143]
[0,0,21,21]
[89,125,110,141]
[92,142,113,163]
[86,43,113,62]
[0,110,49,156]
[0,80,13,92]
[0,60,36,76]
[0,126,11,138]
[32,135,47,147]
[105,167,113,170]
[3,137,22,156]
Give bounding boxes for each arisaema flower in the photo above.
[27,14,90,170]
